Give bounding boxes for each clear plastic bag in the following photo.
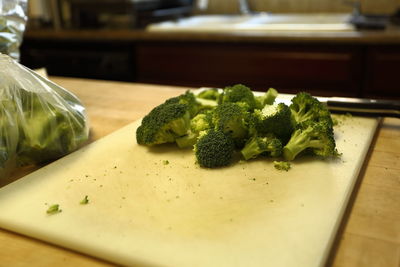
[0,53,89,179]
[0,0,28,60]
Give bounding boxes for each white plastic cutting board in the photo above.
[0,115,378,267]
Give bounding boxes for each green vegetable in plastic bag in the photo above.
[0,53,89,179]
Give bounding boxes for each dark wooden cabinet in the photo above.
[135,42,363,96]
[21,40,136,82]
[20,32,400,98]
[365,46,400,98]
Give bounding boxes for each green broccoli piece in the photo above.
[331,113,353,127]
[195,97,218,111]
[212,103,249,147]
[80,195,89,205]
[283,120,338,161]
[251,103,294,143]
[0,101,18,171]
[15,90,88,166]
[273,161,291,171]
[136,91,203,146]
[190,111,213,133]
[136,101,191,146]
[219,84,257,111]
[255,88,278,109]
[175,110,214,148]
[290,92,333,127]
[46,204,62,214]
[194,129,235,168]
[175,131,198,148]
[241,134,283,160]
[165,91,201,117]
[197,88,221,101]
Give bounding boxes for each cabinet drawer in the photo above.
[365,47,400,98]
[136,42,362,96]
[21,41,135,82]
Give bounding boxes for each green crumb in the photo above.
[46,204,62,215]
[345,112,353,118]
[80,195,89,205]
[332,116,338,125]
[332,113,353,126]
[163,160,170,165]
[273,161,291,171]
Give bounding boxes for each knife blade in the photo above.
[317,97,400,118]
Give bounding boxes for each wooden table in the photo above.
[1,77,399,266]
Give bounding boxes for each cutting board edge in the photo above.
[317,117,380,267]
[0,216,157,267]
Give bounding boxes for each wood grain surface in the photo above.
[0,77,399,266]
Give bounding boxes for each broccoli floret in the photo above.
[251,103,294,143]
[255,88,278,109]
[219,84,257,111]
[241,134,283,160]
[165,91,200,117]
[290,92,333,127]
[212,103,249,147]
[197,88,221,101]
[194,129,235,168]
[175,110,214,148]
[283,121,338,161]
[273,161,291,171]
[15,90,88,166]
[136,102,191,146]
[190,111,214,133]
[137,91,204,146]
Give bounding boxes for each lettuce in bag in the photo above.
[0,53,89,179]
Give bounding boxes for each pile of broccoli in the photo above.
[136,84,339,168]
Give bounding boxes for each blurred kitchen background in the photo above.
[20,0,400,98]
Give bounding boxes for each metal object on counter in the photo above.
[66,0,194,29]
[322,97,400,118]
[0,0,28,60]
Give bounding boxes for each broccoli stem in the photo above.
[175,132,198,148]
[241,138,262,160]
[282,129,312,161]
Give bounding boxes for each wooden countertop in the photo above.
[23,27,400,45]
[1,77,399,266]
